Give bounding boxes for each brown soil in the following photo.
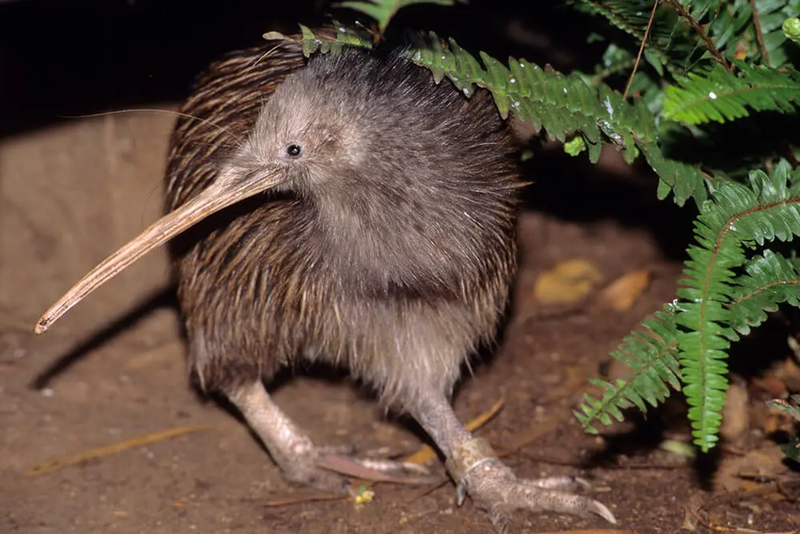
[2,109,799,534]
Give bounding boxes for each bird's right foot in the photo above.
[448,438,616,533]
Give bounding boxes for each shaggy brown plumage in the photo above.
[164,40,521,408]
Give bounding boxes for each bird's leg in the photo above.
[225,381,432,492]
[409,392,616,532]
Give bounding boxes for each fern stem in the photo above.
[623,0,659,99]
[727,198,800,229]
[748,0,770,66]
[665,0,732,72]
[728,279,800,308]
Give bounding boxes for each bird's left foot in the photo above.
[448,438,616,533]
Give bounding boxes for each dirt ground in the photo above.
[1,105,799,534]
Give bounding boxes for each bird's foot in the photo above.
[448,438,616,533]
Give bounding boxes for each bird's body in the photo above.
[36,32,615,532]
[165,42,519,406]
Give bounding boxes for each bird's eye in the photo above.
[286,144,302,157]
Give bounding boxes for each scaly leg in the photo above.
[409,392,616,533]
[226,381,430,492]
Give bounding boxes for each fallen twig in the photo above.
[25,425,212,476]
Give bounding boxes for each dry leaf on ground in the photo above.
[599,268,651,311]
[534,258,603,305]
[714,445,789,493]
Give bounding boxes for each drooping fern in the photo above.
[578,161,800,450]
[572,0,704,76]
[680,0,800,68]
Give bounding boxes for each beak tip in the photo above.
[33,318,49,335]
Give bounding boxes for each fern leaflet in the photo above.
[575,306,681,432]
[663,61,800,124]
[727,250,800,338]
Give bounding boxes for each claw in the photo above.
[456,482,467,506]
[590,500,617,524]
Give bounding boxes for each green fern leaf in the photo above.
[686,0,800,68]
[575,306,681,432]
[637,140,710,207]
[663,62,800,124]
[337,0,457,33]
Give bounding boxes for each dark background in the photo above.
[0,0,609,139]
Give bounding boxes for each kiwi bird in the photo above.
[34,33,615,531]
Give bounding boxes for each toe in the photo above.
[282,462,351,493]
[354,457,431,475]
[317,454,438,484]
[519,475,590,492]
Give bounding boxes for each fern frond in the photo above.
[681,0,753,57]
[337,0,457,33]
[575,306,682,432]
[685,0,800,68]
[663,61,800,124]
[408,33,648,163]
[727,250,800,338]
[409,31,723,206]
[676,159,800,450]
[578,161,800,449]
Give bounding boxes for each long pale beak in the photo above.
[34,169,279,334]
